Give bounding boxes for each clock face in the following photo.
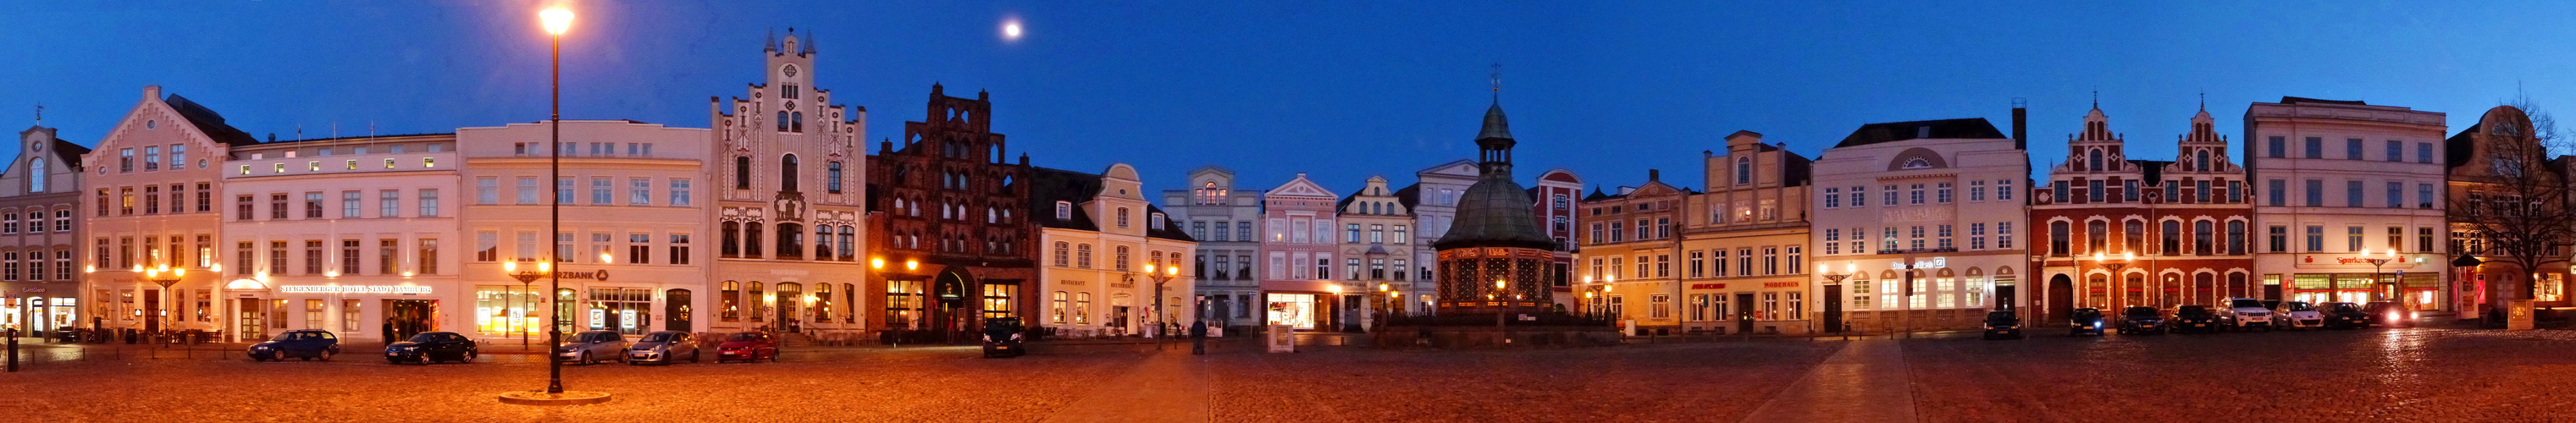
[782,64,799,78]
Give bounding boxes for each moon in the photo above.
[1003,21,1023,40]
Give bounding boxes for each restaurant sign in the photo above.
[279,285,433,294]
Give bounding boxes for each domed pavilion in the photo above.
[1431,97,1558,316]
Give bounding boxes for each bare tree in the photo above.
[2450,98,2574,323]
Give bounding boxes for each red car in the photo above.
[714,332,779,363]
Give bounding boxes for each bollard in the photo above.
[8,332,18,372]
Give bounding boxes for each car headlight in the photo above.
[1010,333,1023,341]
[401,346,419,351]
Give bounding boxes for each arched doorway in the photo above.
[2047,274,2074,323]
[931,268,976,343]
[665,289,693,332]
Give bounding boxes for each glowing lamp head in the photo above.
[209,263,223,273]
[131,265,143,273]
[1166,266,1179,277]
[2121,251,2135,261]
[540,8,574,36]
[1144,264,1157,274]
[1378,283,1390,292]
[504,261,517,272]
[905,260,919,271]
[174,268,185,277]
[538,261,550,272]
[600,252,614,263]
[871,258,885,269]
[1495,279,1506,288]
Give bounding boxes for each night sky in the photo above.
[5,1,2570,195]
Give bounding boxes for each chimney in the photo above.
[143,85,162,101]
[2011,97,2029,150]
[1647,169,1660,182]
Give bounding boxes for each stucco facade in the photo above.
[1033,164,1196,337]
[220,134,463,343]
[1810,118,2030,332]
[2031,105,2255,324]
[2243,97,2447,311]
[707,31,871,337]
[81,86,240,339]
[2,124,87,333]
[1256,173,1341,331]
[456,120,714,341]
[1679,131,1816,335]
[1164,166,1263,329]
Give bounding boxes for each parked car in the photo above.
[2363,301,2418,327]
[1979,310,2024,340]
[2320,302,2370,329]
[627,331,700,365]
[249,330,341,361]
[716,332,780,363]
[384,332,478,365]
[984,316,1028,356]
[2170,305,2223,333]
[556,330,628,365]
[2271,301,2325,330]
[2068,308,2106,336]
[2220,298,2275,332]
[2116,306,2166,335]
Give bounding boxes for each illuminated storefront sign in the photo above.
[1888,257,1947,270]
[278,285,433,294]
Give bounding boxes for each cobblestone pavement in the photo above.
[1903,326,2576,422]
[0,338,1841,422]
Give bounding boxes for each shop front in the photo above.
[1260,279,1343,332]
[268,283,448,343]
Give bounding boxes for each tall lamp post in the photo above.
[1142,263,1179,349]
[2092,251,2131,311]
[1819,263,1854,332]
[500,7,608,406]
[142,266,184,338]
[2362,249,2396,303]
[503,261,550,348]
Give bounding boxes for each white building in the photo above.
[1403,160,1479,307]
[707,30,870,337]
[1810,118,2030,331]
[82,87,245,340]
[457,120,712,341]
[2242,97,2447,308]
[219,134,462,343]
[1034,164,1196,337]
[1164,166,1263,329]
[1336,175,1416,324]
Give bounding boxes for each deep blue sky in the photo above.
[5,1,2570,196]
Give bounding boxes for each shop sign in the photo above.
[1691,283,1725,290]
[555,270,611,281]
[1888,257,1947,270]
[20,287,44,293]
[1762,282,1799,288]
[278,285,433,294]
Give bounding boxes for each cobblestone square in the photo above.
[5,327,2576,422]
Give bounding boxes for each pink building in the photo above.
[1257,173,1340,331]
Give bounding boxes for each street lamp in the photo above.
[2092,251,2131,310]
[499,7,609,407]
[1141,263,1180,349]
[143,266,184,337]
[503,261,550,348]
[1819,263,1855,332]
[2363,249,2396,303]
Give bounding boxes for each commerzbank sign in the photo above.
[279,285,433,294]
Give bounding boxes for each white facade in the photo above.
[220,134,462,343]
[1164,166,1263,328]
[707,31,870,336]
[1407,160,1478,310]
[1038,164,1197,337]
[1809,118,2030,330]
[456,120,713,341]
[2242,98,2448,308]
[1336,175,1416,323]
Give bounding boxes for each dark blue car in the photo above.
[249,330,342,361]
[384,332,478,365]
[2068,308,2106,336]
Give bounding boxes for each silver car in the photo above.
[626,331,700,365]
[556,330,628,365]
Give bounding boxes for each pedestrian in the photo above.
[382,321,395,345]
[1189,319,1208,355]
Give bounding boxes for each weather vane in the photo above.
[33,102,41,123]
[1490,63,1502,93]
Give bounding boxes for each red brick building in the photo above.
[2032,104,2254,323]
[865,85,1036,342]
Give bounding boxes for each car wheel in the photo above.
[463,352,476,363]
[580,351,594,365]
[692,349,701,364]
[319,350,334,361]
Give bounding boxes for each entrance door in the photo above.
[143,289,162,332]
[385,299,435,341]
[1733,293,1755,333]
[775,283,802,332]
[1823,285,1844,332]
[238,299,266,342]
[665,289,693,332]
[2047,275,2073,324]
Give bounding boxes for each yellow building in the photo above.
[1678,131,1816,335]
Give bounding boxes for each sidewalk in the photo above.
[1739,339,1916,423]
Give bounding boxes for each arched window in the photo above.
[813,283,832,320]
[2161,220,2182,255]
[1076,244,1093,269]
[29,159,44,192]
[2087,148,2103,172]
[837,226,855,260]
[720,222,741,257]
[826,162,844,194]
[2225,220,2247,255]
[748,282,766,322]
[790,112,804,132]
[2048,221,2070,255]
[2195,150,2210,172]
[776,112,788,131]
[1735,156,1752,185]
[780,154,800,192]
[2124,219,2146,253]
[2086,220,2108,254]
[2193,220,2214,255]
[721,281,741,321]
[733,157,752,190]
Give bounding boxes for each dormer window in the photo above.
[1150,213,1165,230]
[1055,201,1071,220]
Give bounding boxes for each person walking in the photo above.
[1189,319,1208,355]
